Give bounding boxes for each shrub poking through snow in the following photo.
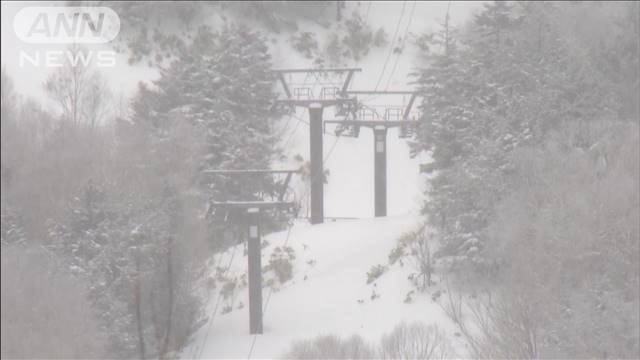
[366,264,387,284]
[380,322,452,359]
[393,224,435,291]
[290,31,319,59]
[341,12,373,60]
[220,280,236,300]
[266,246,295,284]
[388,243,405,265]
[404,290,415,304]
[397,226,424,247]
[284,334,376,359]
[221,305,233,315]
[373,27,388,47]
[284,322,452,359]
[409,233,434,291]
[269,257,293,284]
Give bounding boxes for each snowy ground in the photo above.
[2,2,481,357]
[179,4,480,358]
[182,215,463,359]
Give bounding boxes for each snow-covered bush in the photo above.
[380,322,452,359]
[408,232,434,291]
[220,280,237,300]
[284,322,452,359]
[366,264,387,284]
[341,12,373,61]
[290,31,319,59]
[440,285,540,359]
[1,244,107,358]
[392,225,435,290]
[387,242,405,265]
[388,228,419,268]
[285,334,376,359]
[315,11,388,66]
[267,246,296,284]
[321,33,347,67]
[373,27,389,47]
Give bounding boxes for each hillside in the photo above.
[2,2,637,359]
[182,215,463,359]
[180,4,460,358]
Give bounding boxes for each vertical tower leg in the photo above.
[247,208,263,334]
[374,126,387,217]
[309,104,324,224]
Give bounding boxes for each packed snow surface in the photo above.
[183,215,461,359]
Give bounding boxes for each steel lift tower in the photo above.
[274,68,360,224]
[324,91,421,217]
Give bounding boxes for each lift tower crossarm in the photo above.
[273,68,362,107]
[341,90,420,121]
[273,68,362,73]
[205,170,299,335]
[323,90,422,217]
[273,68,361,224]
[202,169,300,175]
[341,90,415,95]
[323,119,419,129]
[274,98,357,107]
[208,201,295,209]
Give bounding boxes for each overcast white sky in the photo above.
[1,1,484,105]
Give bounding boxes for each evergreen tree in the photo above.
[413,1,621,258]
[131,24,283,247]
[411,2,639,357]
[45,24,286,358]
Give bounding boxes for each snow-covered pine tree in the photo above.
[412,1,619,262]
[411,11,483,258]
[131,24,284,248]
[44,26,296,353]
[410,3,638,357]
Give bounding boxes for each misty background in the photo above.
[1,1,639,359]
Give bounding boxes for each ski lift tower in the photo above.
[274,68,361,224]
[202,168,300,335]
[324,91,421,217]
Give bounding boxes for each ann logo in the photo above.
[27,12,105,38]
[14,6,120,44]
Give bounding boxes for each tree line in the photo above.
[1,25,283,359]
[411,2,639,358]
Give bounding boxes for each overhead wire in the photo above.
[246,4,384,355]
[245,129,341,358]
[195,245,239,359]
[373,1,407,91]
[384,0,417,91]
[364,1,372,24]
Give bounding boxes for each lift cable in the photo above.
[246,130,343,359]
[373,1,407,91]
[195,245,239,359]
[384,0,417,90]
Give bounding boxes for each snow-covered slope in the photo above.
[182,216,462,359]
[167,3,486,357]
